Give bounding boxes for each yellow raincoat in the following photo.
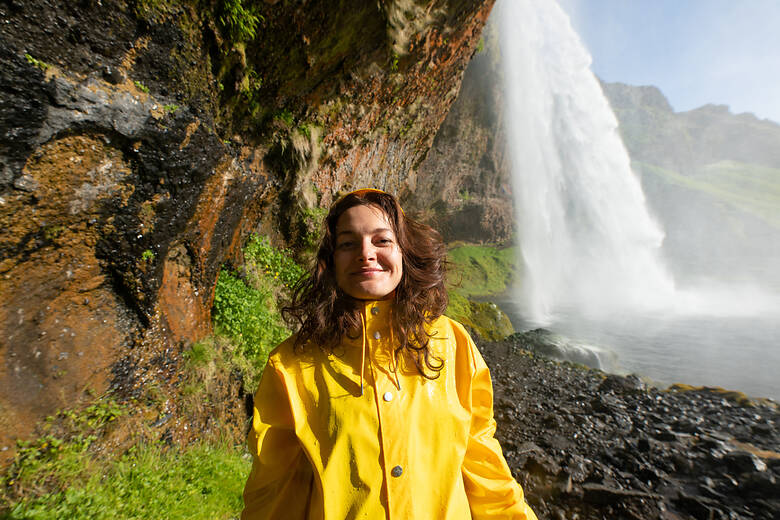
[242,299,537,520]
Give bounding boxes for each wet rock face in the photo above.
[0,0,493,460]
[409,19,514,242]
[481,338,780,520]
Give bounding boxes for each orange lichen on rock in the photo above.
[0,135,136,464]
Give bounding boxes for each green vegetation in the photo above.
[390,52,400,72]
[24,53,51,71]
[219,0,264,43]
[638,160,780,229]
[163,103,180,113]
[4,439,248,520]
[212,235,304,371]
[133,80,150,94]
[244,234,306,289]
[458,189,473,201]
[133,0,178,22]
[445,243,520,341]
[274,109,294,127]
[42,225,64,241]
[141,249,155,262]
[447,243,519,297]
[298,206,328,251]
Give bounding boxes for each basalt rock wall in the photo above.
[409,17,514,243]
[0,0,494,461]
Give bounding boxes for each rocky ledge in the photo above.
[479,336,780,520]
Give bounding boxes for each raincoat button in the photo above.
[371,306,380,315]
[383,391,393,402]
[373,331,381,340]
[391,465,403,477]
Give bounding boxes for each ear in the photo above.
[317,258,328,273]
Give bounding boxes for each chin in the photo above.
[348,285,395,300]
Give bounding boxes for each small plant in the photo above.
[390,51,400,72]
[458,189,473,201]
[244,235,306,289]
[141,249,155,262]
[212,270,288,367]
[24,53,51,71]
[163,103,179,113]
[476,37,485,54]
[219,0,264,42]
[133,80,150,94]
[274,109,294,127]
[42,224,64,241]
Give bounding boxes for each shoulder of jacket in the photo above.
[266,334,299,368]
[434,314,471,338]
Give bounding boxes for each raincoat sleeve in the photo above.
[461,336,538,520]
[241,357,314,520]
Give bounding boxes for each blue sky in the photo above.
[557,0,780,123]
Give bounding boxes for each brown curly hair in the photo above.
[282,189,449,378]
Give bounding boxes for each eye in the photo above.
[375,236,394,246]
[337,240,356,249]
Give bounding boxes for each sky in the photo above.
[557,0,780,124]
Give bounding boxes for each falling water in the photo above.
[493,0,780,399]
[498,0,675,325]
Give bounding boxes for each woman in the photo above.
[241,189,536,519]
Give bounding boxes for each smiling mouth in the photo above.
[353,268,385,276]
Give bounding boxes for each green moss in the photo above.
[446,290,514,341]
[24,53,51,71]
[133,80,150,94]
[447,243,519,297]
[666,384,756,407]
[444,243,520,340]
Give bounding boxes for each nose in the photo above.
[358,238,376,261]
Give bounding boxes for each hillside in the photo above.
[601,81,780,285]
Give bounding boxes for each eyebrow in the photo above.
[336,228,393,237]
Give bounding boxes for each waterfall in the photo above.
[498,0,676,325]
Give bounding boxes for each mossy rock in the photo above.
[666,383,757,407]
[447,291,513,341]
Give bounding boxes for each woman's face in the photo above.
[333,204,403,300]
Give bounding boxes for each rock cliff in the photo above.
[407,17,514,243]
[0,0,494,461]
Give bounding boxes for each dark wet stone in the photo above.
[598,373,645,394]
[738,471,778,495]
[102,65,125,84]
[582,483,661,505]
[479,338,780,520]
[723,451,767,473]
[674,493,719,520]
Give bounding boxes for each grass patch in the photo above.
[445,243,519,341]
[638,160,780,229]
[447,243,519,297]
[3,440,248,520]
